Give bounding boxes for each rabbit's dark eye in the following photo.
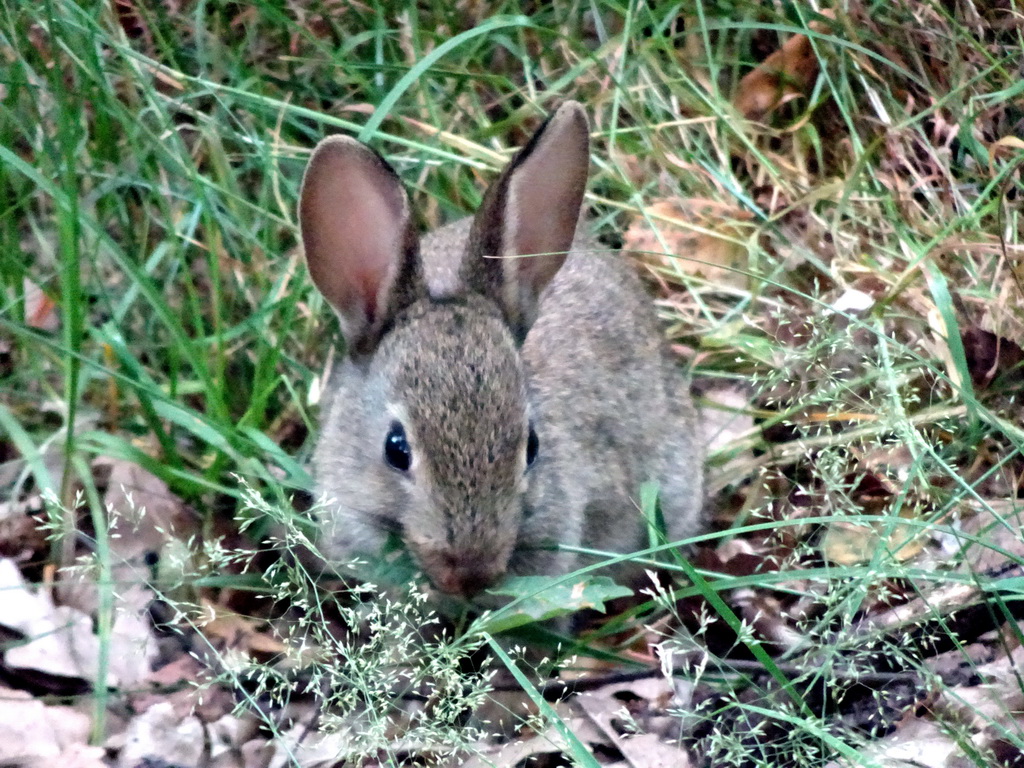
[384,421,412,472]
[526,424,539,468]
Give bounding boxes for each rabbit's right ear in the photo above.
[299,136,423,356]
[463,101,590,341]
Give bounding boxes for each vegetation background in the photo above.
[1,0,1022,766]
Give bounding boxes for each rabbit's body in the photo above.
[520,243,703,568]
[302,103,703,598]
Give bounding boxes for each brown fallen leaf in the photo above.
[460,701,604,768]
[36,743,109,768]
[97,456,190,564]
[241,739,276,768]
[115,702,205,768]
[199,600,290,659]
[820,518,924,566]
[60,456,190,604]
[112,0,149,40]
[0,686,94,765]
[987,134,1024,172]
[24,278,59,332]
[956,500,1024,575]
[575,683,694,768]
[49,458,181,690]
[734,11,835,120]
[145,653,205,688]
[821,715,958,768]
[700,386,755,456]
[0,557,103,687]
[625,198,754,290]
[0,495,49,563]
[932,643,1024,760]
[131,654,237,726]
[0,557,157,691]
[962,326,1024,388]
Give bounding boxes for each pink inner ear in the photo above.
[354,269,379,327]
[503,107,589,296]
[299,137,408,342]
[511,173,580,258]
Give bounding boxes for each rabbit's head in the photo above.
[299,103,589,597]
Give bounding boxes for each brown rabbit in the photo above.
[299,101,703,598]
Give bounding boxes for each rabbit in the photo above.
[298,101,704,599]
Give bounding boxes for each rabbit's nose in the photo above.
[434,556,504,598]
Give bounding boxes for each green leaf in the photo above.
[700,320,777,366]
[482,575,633,634]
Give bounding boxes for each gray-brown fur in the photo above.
[300,102,704,598]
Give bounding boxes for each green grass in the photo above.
[2,0,1023,764]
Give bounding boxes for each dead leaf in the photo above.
[58,457,189,683]
[734,12,835,119]
[576,688,693,768]
[131,654,236,726]
[97,455,188,564]
[112,0,149,41]
[821,715,957,767]
[146,653,205,688]
[700,386,755,455]
[34,743,109,768]
[459,704,605,768]
[987,134,1024,173]
[116,702,205,768]
[827,287,876,315]
[956,500,1024,574]
[24,278,59,332]
[821,519,923,565]
[266,726,350,768]
[0,557,157,689]
[106,583,162,687]
[0,494,49,563]
[208,714,258,766]
[241,739,275,768]
[0,558,102,686]
[199,600,289,658]
[936,644,1024,734]
[0,686,93,764]
[732,587,804,653]
[626,198,754,290]
[962,327,1024,388]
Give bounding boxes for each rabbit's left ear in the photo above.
[299,136,426,357]
[463,101,590,340]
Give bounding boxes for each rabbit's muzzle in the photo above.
[435,557,504,598]
[413,541,513,599]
